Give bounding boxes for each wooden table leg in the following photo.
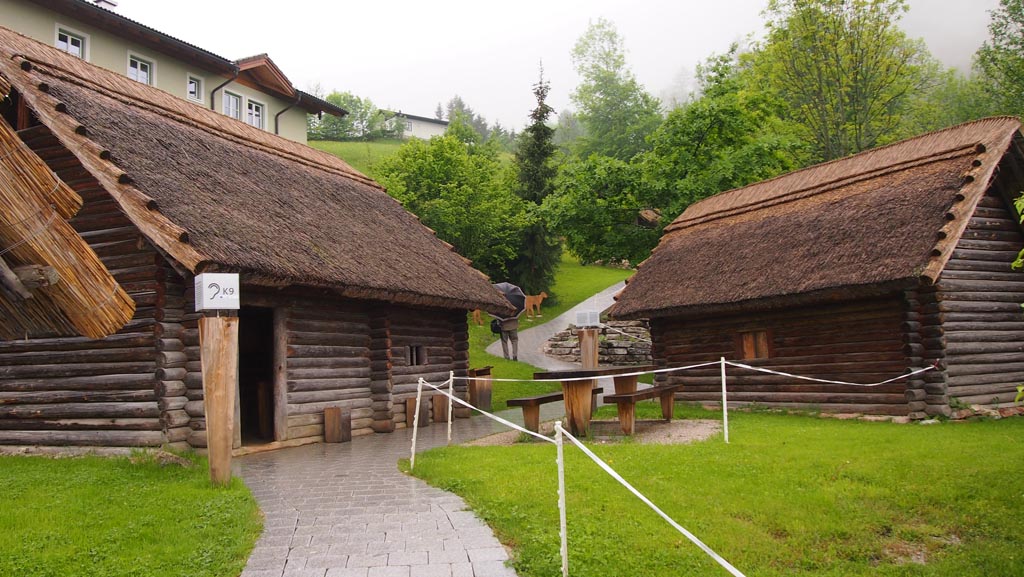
[522,404,540,433]
[618,402,636,435]
[660,390,675,421]
[613,374,638,395]
[563,379,594,436]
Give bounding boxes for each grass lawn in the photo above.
[309,139,405,176]
[0,452,261,577]
[468,254,634,411]
[408,405,1024,576]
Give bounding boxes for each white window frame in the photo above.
[223,91,242,120]
[127,53,156,85]
[55,24,89,60]
[186,74,204,103]
[246,99,266,130]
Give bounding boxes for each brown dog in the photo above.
[471,309,484,326]
[524,292,548,318]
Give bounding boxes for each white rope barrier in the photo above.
[418,379,556,444]
[449,360,722,383]
[555,421,747,577]
[724,361,937,387]
[447,371,454,445]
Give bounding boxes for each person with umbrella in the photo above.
[492,282,526,361]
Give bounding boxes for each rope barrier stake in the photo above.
[447,371,454,445]
[720,357,729,444]
[410,379,424,470]
[555,421,569,577]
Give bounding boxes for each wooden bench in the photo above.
[508,388,603,433]
[602,384,681,435]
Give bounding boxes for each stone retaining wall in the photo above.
[544,320,652,365]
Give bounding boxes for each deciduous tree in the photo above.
[976,0,1024,116]
[570,18,662,161]
[755,0,933,160]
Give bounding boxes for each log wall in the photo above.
[937,190,1024,407]
[650,298,912,415]
[388,306,464,428]
[0,125,165,448]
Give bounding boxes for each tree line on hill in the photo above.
[311,0,1024,298]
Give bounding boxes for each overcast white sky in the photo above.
[111,0,999,131]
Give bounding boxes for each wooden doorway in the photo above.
[238,306,275,444]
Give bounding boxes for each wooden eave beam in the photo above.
[0,256,32,300]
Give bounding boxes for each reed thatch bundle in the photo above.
[0,109,134,339]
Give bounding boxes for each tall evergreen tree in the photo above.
[510,69,561,295]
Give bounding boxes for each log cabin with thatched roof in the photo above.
[609,117,1024,419]
[0,26,513,451]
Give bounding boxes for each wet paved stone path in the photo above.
[239,415,519,577]
[240,281,626,577]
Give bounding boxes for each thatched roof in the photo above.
[0,26,513,316]
[610,117,1024,320]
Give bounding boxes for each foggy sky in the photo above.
[111,0,1000,131]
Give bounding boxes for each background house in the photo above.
[0,0,344,143]
[392,112,449,140]
[0,27,511,451]
[610,117,1024,419]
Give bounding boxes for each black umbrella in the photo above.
[492,282,526,317]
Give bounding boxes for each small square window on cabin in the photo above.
[128,55,153,85]
[56,29,86,58]
[737,329,771,360]
[408,345,427,366]
[187,76,203,102]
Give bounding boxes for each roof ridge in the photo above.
[674,116,1023,229]
[667,143,981,233]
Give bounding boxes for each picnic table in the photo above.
[532,365,658,436]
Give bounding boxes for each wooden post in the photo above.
[612,373,638,395]
[562,378,595,436]
[579,328,600,369]
[199,315,239,486]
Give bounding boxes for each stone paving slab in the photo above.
[239,414,521,577]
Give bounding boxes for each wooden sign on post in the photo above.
[196,272,240,486]
[200,315,239,486]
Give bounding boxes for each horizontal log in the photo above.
[156,367,186,381]
[943,321,1024,332]
[0,373,156,392]
[939,279,1024,292]
[157,351,188,368]
[286,424,323,440]
[0,346,156,366]
[287,367,371,380]
[946,381,1019,397]
[943,259,1018,273]
[0,361,156,379]
[286,317,369,335]
[187,429,206,448]
[944,331,1024,344]
[952,239,1024,251]
[157,339,184,352]
[158,396,188,411]
[165,426,190,443]
[287,389,372,405]
[0,333,153,354]
[947,361,1024,377]
[949,248,1020,263]
[939,300,1024,313]
[0,417,161,431]
[679,397,910,415]
[0,401,159,419]
[155,380,187,398]
[286,331,369,348]
[285,399,372,415]
[287,344,368,358]
[161,409,190,428]
[288,377,371,392]
[946,371,1024,387]
[284,357,369,370]
[184,400,205,417]
[0,389,156,405]
[953,391,1019,405]
[0,430,165,446]
[711,391,907,405]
